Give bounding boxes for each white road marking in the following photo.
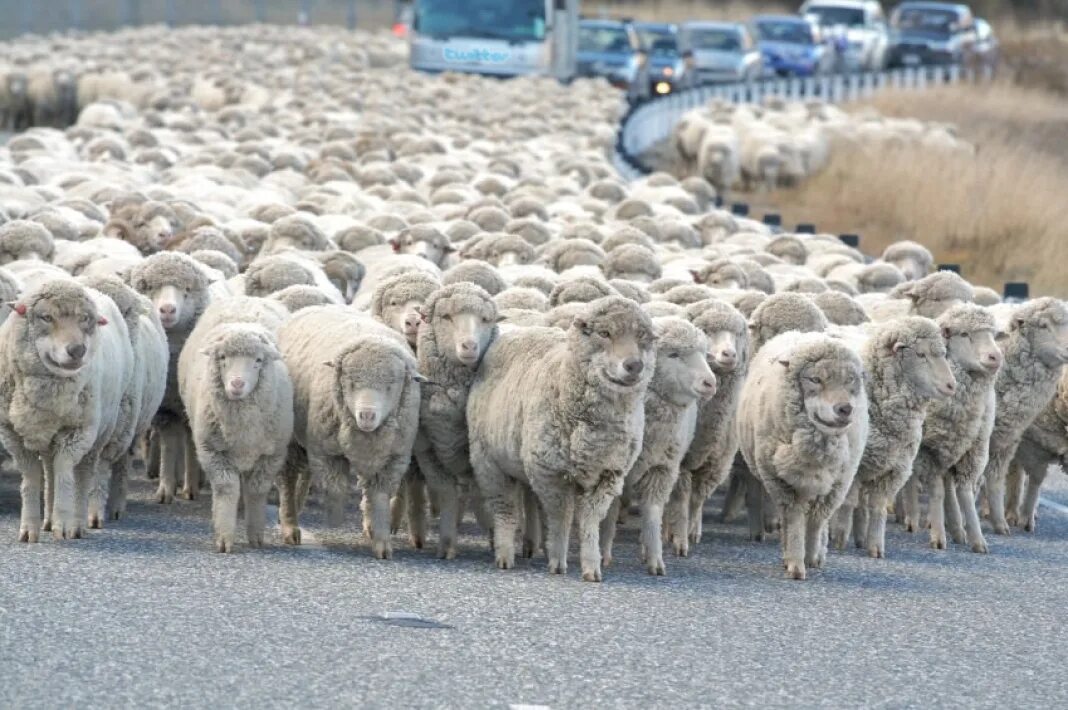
[1038,497,1068,516]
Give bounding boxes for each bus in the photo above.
[408,0,580,81]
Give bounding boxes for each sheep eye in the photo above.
[1040,322,1050,329]
[442,314,452,321]
[255,357,264,364]
[482,317,491,324]
[668,352,680,359]
[389,299,399,306]
[959,332,969,339]
[806,376,820,385]
[598,330,611,339]
[38,314,53,323]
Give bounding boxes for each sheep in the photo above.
[691,258,748,290]
[867,271,974,322]
[277,306,424,557]
[467,296,657,581]
[389,224,455,267]
[465,232,535,268]
[828,317,957,558]
[129,252,212,503]
[0,280,130,541]
[178,297,293,552]
[602,243,661,283]
[749,292,829,352]
[1005,370,1068,533]
[549,275,618,307]
[608,278,650,304]
[882,240,934,281]
[412,283,499,558]
[190,250,239,280]
[539,238,605,273]
[315,250,365,303]
[441,259,507,296]
[262,214,335,255]
[600,317,717,575]
[269,284,336,313]
[369,270,442,349]
[0,219,55,263]
[973,286,1002,307]
[494,286,549,313]
[810,291,870,326]
[902,304,1002,552]
[664,299,750,555]
[79,274,168,523]
[737,331,869,579]
[980,298,1068,535]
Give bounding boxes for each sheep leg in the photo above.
[744,468,765,542]
[389,478,407,535]
[107,454,131,521]
[804,514,827,570]
[433,483,461,560]
[762,491,779,533]
[145,429,160,480]
[470,488,495,537]
[640,499,667,576]
[894,489,906,525]
[687,473,707,548]
[277,450,303,545]
[599,497,622,568]
[1019,456,1051,533]
[956,478,988,553]
[405,474,428,550]
[944,479,965,544]
[853,505,869,550]
[829,503,852,550]
[87,460,110,530]
[211,477,240,553]
[484,477,519,570]
[721,466,746,522]
[521,485,543,558]
[1004,460,1024,527]
[243,480,269,549]
[576,482,616,583]
[927,474,947,550]
[983,443,1013,535]
[156,424,181,504]
[663,470,690,556]
[180,427,201,501]
[541,486,575,576]
[17,458,44,543]
[782,504,807,580]
[326,486,348,528]
[51,450,83,540]
[865,505,888,559]
[42,457,54,532]
[902,475,921,533]
[364,486,393,560]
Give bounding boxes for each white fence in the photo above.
[613,64,989,181]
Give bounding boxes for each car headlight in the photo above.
[662,66,675,77]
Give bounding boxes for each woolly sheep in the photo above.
[867,271,974,322]
[665,299,750,555]
[981,298,1068,535]
[540,238,605,273]
[0,280,130,541]
[882,240,934,282]
[828,317,956,558]
[691,258,748,290]
[902,304,1002,552]
[467,296,657,581]
[278,306,425,557]
[810,291,870,326]
[973,286,1001,307]
[261,214,335,255]
[412,283,499,557]
[737,331,869,579]
[549,275,618,307]
[1005,369,1068,533]
[389,224,455,267]
[178,297,293,552]
[600,317,716,575]
[0,219,55,263]
[602,243,661,283]
[269,284,337,313]
[129,251,212,503]
[441,259,506,296]
[749,292,829,352]
[370,270,442,349]
[495,286,549,313]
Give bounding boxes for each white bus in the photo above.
[409,0,579,81]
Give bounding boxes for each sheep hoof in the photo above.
[215,537,234,553]
[410,535,424,550]
[785,562,806,580]
[437,546,457,560]
[373,544,392,560]
[547,560,566,575]
[179,487,197,501]
[971,540,989,554]
[521,540,537,558]
[155,489,174,505]
[582,568,603,583]
[281,526,301,545]
[88,514,103,530]
[53,521,83,540]
[648,560,666,576]
[495,554,514,570]
[109,509,124,521]
[930,537,946,550]
[750,532,765,543]
[602,555,613,568]
[1023,519,1035,533]
[248,535,264,549]
[904,521,916,533]
[673,541,688,558]
[950,529,966,545]
[867,546,884,559]
[992,523,1011,536]
[42,519,52,532]
[805,554,824,569]
[18,527,38,543]
[829,532,847,550]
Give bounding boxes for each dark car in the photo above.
[633,22,694,96]
[886,2,977,67]
[577,19,649,100]
[751,15,836,77]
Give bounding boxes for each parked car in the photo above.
[886,2,977,67]
[634,22,694,95]
[577,19,650,101]
[970,17,999,72]
[751,15,836,77]
[679,21,763,83]
[800,0,889,71]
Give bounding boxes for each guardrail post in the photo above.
[164,0,176,26]
[68,0,84,30]
[254,0,266,22]
[347,0,358,29]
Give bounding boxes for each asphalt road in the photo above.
[2,467,1068,709]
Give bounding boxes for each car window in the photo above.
[804,5,866,27]
[637,28,680,56]
[688,28,742,51]
[754,20,816,44]
[579,26,633,53]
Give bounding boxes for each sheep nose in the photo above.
[702,377,718,394]
[404,314,421,329]
[229,376,245,390]
[623,357,644,376]
[66,343,86,360]
[159,303,176,316]
[720,348,737,361]
[357,410,377,427]
[834,403,853,418]
[986,352,1001,366]
[459,338,478,354]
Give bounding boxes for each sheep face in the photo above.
[793,355,864,435]
[148,284,191,331]
[571,298,656,391]
[1016,303,1068,367]
[694,263,746,290]
[203,328,280,401]
[429,303,496,368]
[21,291,104,377]
[707,330,741,373]
[138,214,176,253]
[386,296,426,347]
[887,255,927,282]
[391,230,452,267]
[946,326,1001,375]
[894,334,957,399]
[654,333,717,406]
[335,344,420,433]
[489,245,532,268]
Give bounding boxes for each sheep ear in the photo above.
[97,316,108,326]
[777,358,790,369]
[891,341,905,355]
[9,302,25,316]
[322,360,335,368]
[941,326,952,341]
[442,244,456,254]
[573,317,591,336]
[412,372,429,384]
[389,238,401,253]
[1013,316,1026,331]
[690,269,702,283]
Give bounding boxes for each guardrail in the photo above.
[612,64,990,180]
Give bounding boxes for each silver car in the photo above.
[800,0,889,71]
[680,22,764,84]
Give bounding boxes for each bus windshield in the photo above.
[414,0,547,42]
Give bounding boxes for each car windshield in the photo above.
[579,26,633,53]
[688,28,742,51]
[754,20,815,44]
[413,0,546,42]
[805,6,867,27]
[637,27,680,56]
[893,7,957,36]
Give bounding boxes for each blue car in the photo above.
[751,15,836,76]
[577,19,649,101]
[633,22,694,96]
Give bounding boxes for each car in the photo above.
[577,19,650,101]
[751,15,836,77]
[800,0,889,71]
[886,2,977,67]
[969,17,999,72]
[679,21,763,84]
[633,22,694,96]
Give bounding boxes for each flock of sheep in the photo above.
[0,24,1064,584]
[673,98,975,194]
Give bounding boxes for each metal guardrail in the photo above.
[613,64,990,180]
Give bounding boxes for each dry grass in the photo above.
[758,83,1068,295]
[997,22,1068,96]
